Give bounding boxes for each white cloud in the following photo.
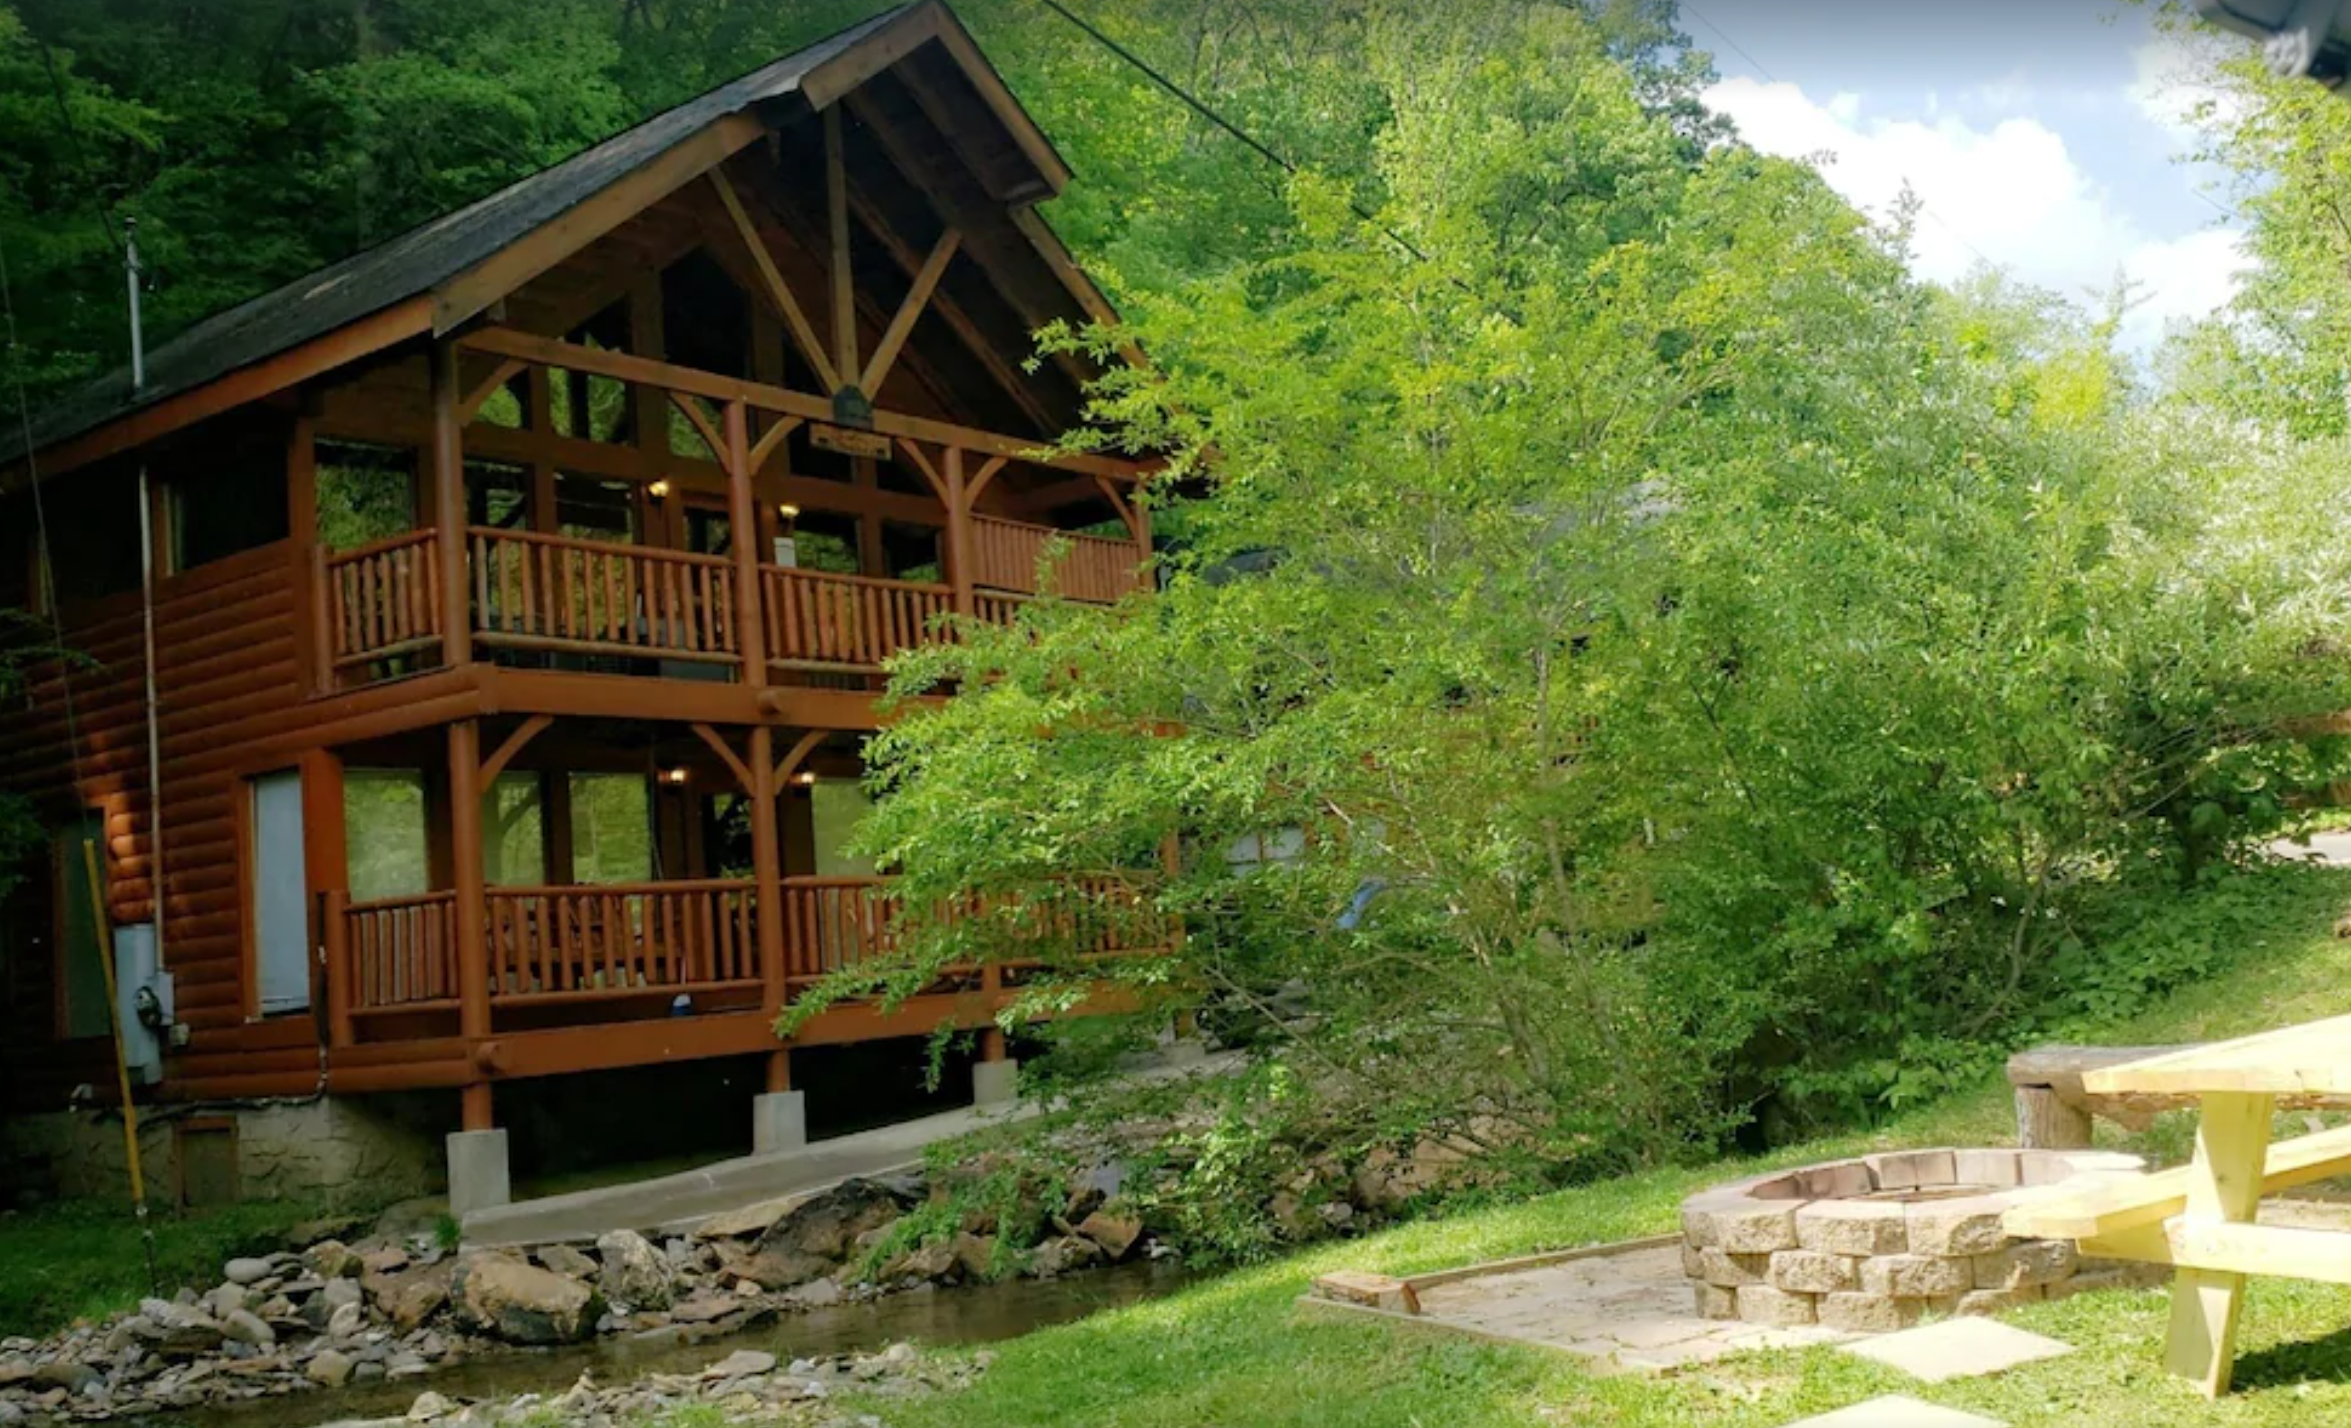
[1705,75,2242,346]
[2127,32,2243,145]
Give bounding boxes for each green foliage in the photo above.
[0,1196,330,1338]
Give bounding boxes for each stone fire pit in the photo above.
[1678,1147,2157,1334]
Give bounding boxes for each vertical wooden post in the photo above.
[944,447,974,618]
[723,401,767,686]
[430,343,472,669]
[748,725,786,1038]
[2165,1091,2274,1397]
[527,366,557,533]
[449,719,491,1129]
[300,746,348,1044]
[824,105,857,390]
[289,414,327,693]
[1132,488,1152,595]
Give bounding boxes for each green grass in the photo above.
[854,861,2351,1428]
[0,1197,330,1339]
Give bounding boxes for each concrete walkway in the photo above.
[462,1047,1235,1248]
[2270,831,2351,866]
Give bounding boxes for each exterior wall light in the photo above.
[794,771,819,786]
[661,767,690,786]
[778,503,801,520]
[648,479,672,498]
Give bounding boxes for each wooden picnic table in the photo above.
[2066,1014,2351,1396]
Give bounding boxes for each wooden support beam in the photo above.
[825,106,858,391]
[968,454,1010,503]
[707,167,842,393]
[773,729,827,787]
[946,445,974,618]
[429,344,473,669]
[448,720,491,1098]
[2167,1092,2274,1397]
[690,722,755,795]
[456,328,1154,479]
[724,400,767,687]
[750,724,786,1025]
[459,360,526,423]
[478,714,553,787]
[1092,472,1144,543]
[862,226,961,394]
[894,438,948,503]
[668,391,730,473]
[748,415,802,476]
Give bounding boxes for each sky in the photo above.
[1689,0,2250,350]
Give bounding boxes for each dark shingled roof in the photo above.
[12,5,914,464]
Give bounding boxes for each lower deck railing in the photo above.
[326,873,1170,1040]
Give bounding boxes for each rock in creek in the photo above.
[756,1178,916,1261]
[449,1255,605,1346]
[534,1244,596,1280]
[594,1230,674,1311]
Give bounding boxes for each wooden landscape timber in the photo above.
[0,2,1171,1178]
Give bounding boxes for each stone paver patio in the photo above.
[1837,1317,2072,1384]
[1402,1244,1855,1372]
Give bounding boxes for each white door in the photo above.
[252,769,310,1015]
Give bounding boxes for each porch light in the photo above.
[661,766,690,786]
[777,503,801,520]
[648,479,671,498]
[794,771,819,786]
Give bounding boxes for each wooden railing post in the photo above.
[723,399,767,687]
[448,719,491,1129]
[748,725,789,1090]
[323,889,353,1048]
[430,342,473,670]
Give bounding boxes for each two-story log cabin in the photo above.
[0,2,1161,1211]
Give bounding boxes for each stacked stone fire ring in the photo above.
[1677,1147,2166,1334]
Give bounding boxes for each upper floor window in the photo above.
[168,418,287,571]
[316,441,418,552]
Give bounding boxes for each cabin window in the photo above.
[685,506,733,558]
[248,769,310,1015]
[569,773,653,885]
[54,813,111,1039]
[170,425,289,570]
[315,441,418,552]
[483,772,546,887]
[345,770,429,902]
[35,466,144,606]
[698,793,754,880]
[556,474,637,543]
[786,512,862,575]
[467,460,532,531]
[882,523,944,584]
[807,780,877,879]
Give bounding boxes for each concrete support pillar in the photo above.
[972,1056,1019,1108]
[446,1128,511,1218]
[752,1091,807,1155]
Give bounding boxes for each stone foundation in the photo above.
[4,1096,445,1208]
[1678,1147,2163,1330]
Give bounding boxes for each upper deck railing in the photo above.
[322,520,1139,686]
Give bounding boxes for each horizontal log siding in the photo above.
[1,542,309,1111]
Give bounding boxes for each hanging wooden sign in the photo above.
[809,422,892,460]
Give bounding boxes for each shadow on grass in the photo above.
[2226,1320,2351,1392]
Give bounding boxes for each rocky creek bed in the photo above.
[0,1173,1160,1426]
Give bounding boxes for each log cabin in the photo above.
[0,1,1163,1212]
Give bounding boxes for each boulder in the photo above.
[133,1301,225,1358]
[379,1264,453,1333]
[221,1258,275,1287]
[326,1302,366,1340]
[305,1240,363,1280]
[700,1349,776,1380]
[593,1231,674,1311]
[714,1242,832,1292]
[321,1278,364,1314]
[781,1278,844,1310]
[220,1310,275,1348]
[305,1350,355,1389]
[1074,1209,1144,1260]
[1026,1236,1103,1279]
[535,1244,596,1279]
[31,1364,98,1395]
[449,1254,605,1346]
[757,1180,908,1261]
[951,1233,998,1281]
[880,1242,957,1283]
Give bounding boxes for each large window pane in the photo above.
[483,773,545,887]
[315,441,418,552]
[345,770,428,902]
[570,773,652,885]
[809,781,876,879]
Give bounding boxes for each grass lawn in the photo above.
[860,860,2351,1427]
[0,1197,335,1340]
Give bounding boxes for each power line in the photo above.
[1025,0,1432,266]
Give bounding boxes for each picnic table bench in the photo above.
[2001,1013,2351,1397]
